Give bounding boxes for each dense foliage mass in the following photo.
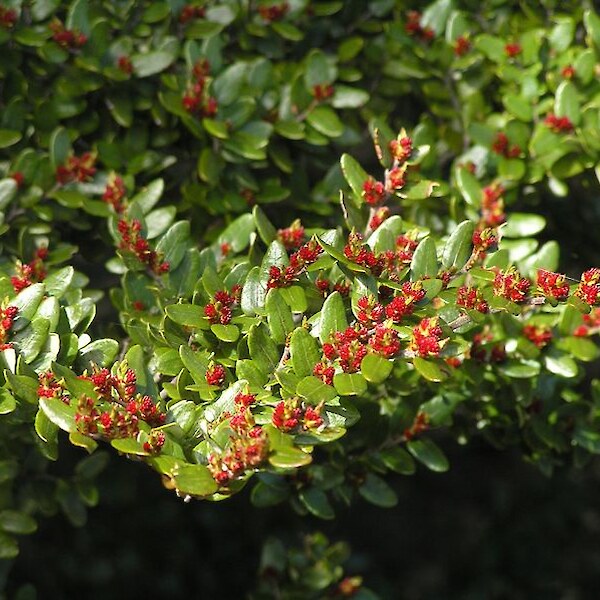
[1,0,600,596]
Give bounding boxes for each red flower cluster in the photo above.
[102,174,127,213]
[267,240,323,288]
[143,431,166,455]
[369,207,390,230]
[472,227,498,261]
[561,65,575,79]
[206,363,227,387]
[277,219,305,249]
[0,6,17,28]
[493,267,531,303]
[470,332,506,363]
[204,289,237,325]
[405,11,434,41]
[38,370,68,401]
[50,19,87,48]
[523,324,552,348]
[315,277,351,297]
[312,84,334,101]
[182,59,217,117]
[410,317,447,357]
[258,2,289,22]
[404,411,429,441]
[75,365,166,439]
[369,325,401,358]
[575,268,600,305]
[56,152,97,184]
[313,361,335,385]
[362,178,386,206]
[389,136,413,163]
[544,113,573,133]
[384,282,426,323]
[11,247,48,292]
[356,296,385,324]
[504,42,522,58]
[10,172,24,187]
[491,133,521,158]
[396,233,419,264]
[272,398,323,432]
[322,326,369,373]
[0,305,18,351]
[179,4,206,23]
[536,269,569,302]
[117,219,170,275]
[454,35,470,56]
[117,56,133,74]
[574,308,600,337]
[234,391,257,408]
[209,408,268,485]
[343,232,379,271]
[386,166,406,191]
[456,286,488,313]
[481,184,506,227]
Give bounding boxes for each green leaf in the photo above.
[319,291,348,343]
[296,376,338,404]
[12,283,45,332]
[555,80,580,126]
[498,360,541,379]
[361,353,393,384]
[130,179,164,213]
[44,266,74,298]
[290,328,321,377]
[442,221,475,269]
[0,179,17,210]
[410,237,438,281]
[39,398,77,433]
[304,49,334,89]
[248,324,280,372]
[380,447,416,475]
[269,446,312,469]
[455,167,482,208]
[359,473,398,508]
[407,438,449,472]
[544,354,578,378]
[132,51,177,77]
[240,266,266,316]
[252,205,277,245]
[173,465,218,496]
[0,511,37,535]
[0,532,18,559]
[166,303,205,328]
[340,153,369,203]
[0,130,22,149]
[111,438,148,456]
[156,221,191,271]
[217,213,255,253]
[333,373,367,396]
[266,289,294,344]
[502,213,546,238]
[584,9,600,48]
[211,324,239,342]
[49,126,71,170]
[413,357,447,382]
[0,389,16,415]
[504,94,533,122]
[306,106,344,138]
[299,487,334,519]
[12,317,50,363]
[76,339,119,369]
